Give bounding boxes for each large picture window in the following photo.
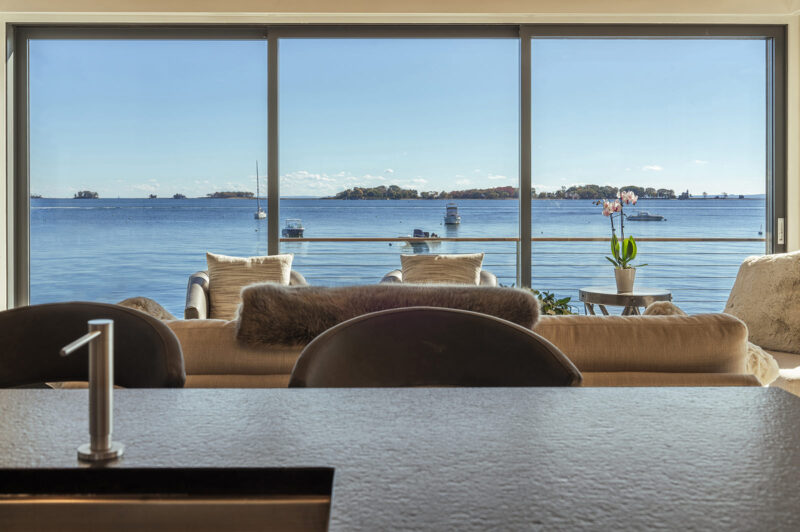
[20,30,268,315]
[278,37,519,286]
[12,25,786,316]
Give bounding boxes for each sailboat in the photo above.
[254,161,266,220]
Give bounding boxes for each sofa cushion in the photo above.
[533,314,748,374]
[400,253,483,285]
[581,372,759,387]
[724,251,800,354]
[236,283,538,346]
[166,319,301,375]
[643,301,778,385]
[206,252,293,320]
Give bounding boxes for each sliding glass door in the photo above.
[526,27,783,313]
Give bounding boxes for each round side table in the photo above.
[579,286,672,316]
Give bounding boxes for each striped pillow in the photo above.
[400,253,484,285]
[206,252,293,320]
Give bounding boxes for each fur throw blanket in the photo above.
[236,283,539,346]
[116,297,176,321]
[644,301,779,386]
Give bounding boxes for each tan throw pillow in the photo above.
[206,252,293,320]
[400,253,484,285]
[725,251,800,354]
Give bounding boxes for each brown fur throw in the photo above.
[236,283,539,346]
[117,297,176,321]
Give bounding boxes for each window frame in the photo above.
[521,24,787,259]
[9,24,787,306]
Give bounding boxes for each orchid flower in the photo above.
[598,189,645,270]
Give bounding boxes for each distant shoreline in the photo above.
[30,196,766,200]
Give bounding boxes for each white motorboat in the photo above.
[626,211,665,221]
[444,203,461,225]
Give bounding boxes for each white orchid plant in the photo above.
[596,190,646,270]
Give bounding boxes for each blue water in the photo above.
[31,198,765,317]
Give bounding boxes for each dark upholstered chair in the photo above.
[0,302,186,388]
[289,306,582,388]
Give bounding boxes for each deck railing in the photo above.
[281,236,766,314]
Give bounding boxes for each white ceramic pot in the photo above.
[615,268,636,293]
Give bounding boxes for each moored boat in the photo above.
[444,203,461,225]
[254,161,266,220]
[282,218,304,238]
[398,229,440,253]
[627,211,665,221]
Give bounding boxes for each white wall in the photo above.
[2,1,798,309]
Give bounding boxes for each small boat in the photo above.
[148,194,157,199]
[627,211,665,221]
[398,229,440,253]
[282,218,304,238]
[758,224,763,236]
[254,161,266,220]
[444,203,461,225]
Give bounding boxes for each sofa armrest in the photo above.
[380,270,403,283]
[165,319,301,378]
[380,269,496,285]
[185,271,210,319]
[479,270,497,287]
[533,314,748,374]
[289,270,309,286]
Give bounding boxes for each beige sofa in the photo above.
[166,313,758,388]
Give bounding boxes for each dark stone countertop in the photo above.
[1,387,799,530]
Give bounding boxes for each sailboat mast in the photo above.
[256,160,260,211]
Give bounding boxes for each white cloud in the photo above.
[281,170,336,183]
[487,174,508,181]
[642,165,664,171]
[455,178,472,186]
[345,174,385,183]
[533,184,564,193]
[693,160,709,165]
[132,182,159,192]
[384,168,394,174]
[411,178,428,184]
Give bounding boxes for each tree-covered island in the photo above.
[74,190,99,199]
[538,185,676,200]
[326,184,677,200]
[205,191,255,199]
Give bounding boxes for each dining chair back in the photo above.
[0,302,185,388]
[289,306,582,388]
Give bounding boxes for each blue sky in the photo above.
[29,37,765,198]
